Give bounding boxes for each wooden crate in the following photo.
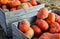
[0,3,45,37]
[11,10,60,39]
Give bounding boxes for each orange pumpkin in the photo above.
[50,22,60,33]
[21,3,29,8]
[36,19,49,31]
[39,33,52,39]
[27,2,32,7]
[18,19,30,33]
[20,0,27,3]
[9,0,21,7]
[37,8,49,19]
[7,0,12,5]
[17,3,29,9]
[0,0,8,4]
[55,14,60,23]
[30,0,37,6]
[46,13,55,24]
[51,34,60,39]
[31,25,42,35]
[32,37,38,39]
[25,27,34,39]
[10,7,16,11]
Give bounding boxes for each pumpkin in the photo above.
[10,7,16,11]
[32,37,38,39]
[27,2,32,7]
[18,19,30,33]
[50,22,60,33]
[50,34,60,39]
[21,3,29,9]
[25,28,34,39]
[0,0,8,4]
[39,33,52,39]
[9,0,21,7]
[55,14,60,23]
[19,0,27,3]
[37,8,49,19]
[31,25,42,35]
[46,13,55,24]
[7,0,12,5]
[36,19,49,31]
[30,0,37,6]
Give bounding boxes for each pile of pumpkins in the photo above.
[18,8,60,39]
[0,0,38,12]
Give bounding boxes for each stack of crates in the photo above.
[0,2,45,37]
